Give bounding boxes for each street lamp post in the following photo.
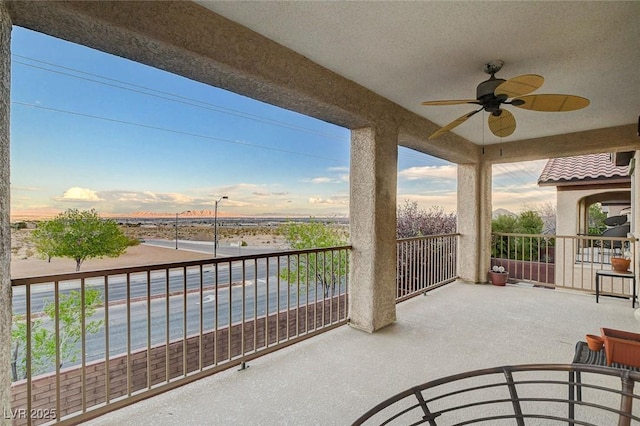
[213,196,228,257]
[175,210,191,249]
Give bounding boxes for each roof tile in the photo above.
[538,153,630,185]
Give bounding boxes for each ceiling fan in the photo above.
[421,60,590,140]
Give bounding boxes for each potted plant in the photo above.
[488,265,509,286]
[611,250,632,272]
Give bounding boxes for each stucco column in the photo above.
[457,162,492,283]
[0,3,10,422]
[349,126,397,332]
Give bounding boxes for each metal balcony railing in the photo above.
[10,246,350,425]
[9,233,459,425]
[492,233,636,295]
[396,234,459,303]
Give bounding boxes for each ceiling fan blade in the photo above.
[421,99,479,106]
[511,94,590,111]
[495,74,544,98]
[488,109,516,138]
[429,109,482,139]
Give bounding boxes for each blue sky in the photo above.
[9,27,554,219]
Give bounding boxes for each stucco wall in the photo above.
[0,5,11,424]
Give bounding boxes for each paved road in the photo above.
[144,239,287,257]
[84,277,317,362]
[31,276,340,367]
[12,264,241,315]
[12,251,286,315]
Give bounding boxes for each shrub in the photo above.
[492,209,546,261]
[397,200,456,238]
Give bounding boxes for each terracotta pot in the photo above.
[586,334,604,351]
[488,271,508,286]
[611,257,631,272]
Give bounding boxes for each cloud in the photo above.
[307,177,339,184]
[11,186,42,192]
[398,165,457,181]
[303,175,349,184]
[327,166,349,173]
[94,190,194,204]
[491,185,556,213]
[302,165,350,185]
[493,160,547,179]
[252,191,289,197]
[308,195,349,205]
[52,187,207,210]
[216,183,265,193]
[54,187,103,202]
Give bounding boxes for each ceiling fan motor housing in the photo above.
[476,77,507,112]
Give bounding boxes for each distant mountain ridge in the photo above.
[10,210,347,221]
[127,210,240,218]
[492,208,516,219]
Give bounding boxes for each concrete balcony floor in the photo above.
[85,281,640,425]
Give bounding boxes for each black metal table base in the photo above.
[569,341,640,424]
[595,269,637,308]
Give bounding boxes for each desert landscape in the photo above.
[10,224,288,279]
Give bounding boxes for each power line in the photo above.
[12,54,347,142]
[12,56,467,169]
[398,147,453,167]
[494,161,546,187]
[14,56,540,179]
[12,101,343,163]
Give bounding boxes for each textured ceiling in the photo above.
[199,1,640,145]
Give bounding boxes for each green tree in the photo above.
[514,209,544,261]
[491,214,518,233]
[491,214,518,258]
[31,209,130,271]
[278,221,348,297]
[515,210,544,234]
[588,203,608,235]
[491,210,546,261]
[11,288,104,381]
[31,217,64,262]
